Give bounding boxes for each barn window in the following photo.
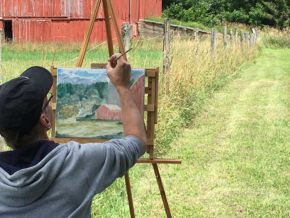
[4,20,13,41]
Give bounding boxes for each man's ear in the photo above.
[39,113,51,130]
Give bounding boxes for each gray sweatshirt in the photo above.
[0,136,144,217]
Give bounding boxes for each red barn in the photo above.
[95,104,122,121]
[0,0,162,42]
[95,75,144,121]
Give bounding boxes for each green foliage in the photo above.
[163,2,219,26]
[163,0,290,29]
[57,83,108,102]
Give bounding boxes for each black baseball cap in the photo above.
[0,66,53,133]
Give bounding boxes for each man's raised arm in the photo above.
[106,55,147,144]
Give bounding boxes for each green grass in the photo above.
[123,48,290,217]
[0,41,163,83]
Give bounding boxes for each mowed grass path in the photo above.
[129,48,290,217]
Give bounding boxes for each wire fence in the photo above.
[151,19,259,94]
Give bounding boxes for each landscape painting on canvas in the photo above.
[55,68,145,139]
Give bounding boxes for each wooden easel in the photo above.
[51,0,181,217]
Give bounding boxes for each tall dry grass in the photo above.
[168,34,258,93]
[156,34,258,153]
[261,28,290,48]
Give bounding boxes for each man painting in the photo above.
[0,55,146,217]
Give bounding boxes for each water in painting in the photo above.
[55,68,145,139]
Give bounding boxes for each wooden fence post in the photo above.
[223,26,227,48]
[163,19,171,94]
[194,30,199,55]
[240,31,245,45]
[244,32,247,47]
[211,28,216,54]
[122,23,132,52]
[234,28,238,44]
[246,32,250,47]
[229,29,234,45]
[193,31,198,40]
[251,28,257,44]
[250,34,254,47]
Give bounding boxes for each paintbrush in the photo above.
[115,48,133,61]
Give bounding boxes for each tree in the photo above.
[260,0,290,29]
[163,0,290,28]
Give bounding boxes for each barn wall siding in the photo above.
[11,19,108,42]
[0,0,162,42]
[95,105,122,121]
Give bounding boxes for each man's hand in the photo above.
[106,54,131,90]
[105,54,147,145]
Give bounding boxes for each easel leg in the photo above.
[102,0,114,56]
[107,0,126,55]
[124,172,135,218]
[152,163,172,218]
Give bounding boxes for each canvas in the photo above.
[55,67,145,139]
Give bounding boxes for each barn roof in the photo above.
[101,104,121,112]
